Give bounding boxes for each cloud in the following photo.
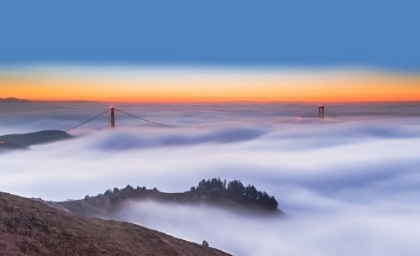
[83,126,267,150]
[1,101,420,255]
[113,200,420,256]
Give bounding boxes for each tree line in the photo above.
[190,177,279,209]
[87,179,279,210]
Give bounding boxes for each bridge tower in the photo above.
[110,106,115,128]
[318,106,325,120]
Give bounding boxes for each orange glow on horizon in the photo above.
[1,69,419,103]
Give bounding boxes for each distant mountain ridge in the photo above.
[0,98,100,103]
[0,130,73,147]
[0,97,30,102]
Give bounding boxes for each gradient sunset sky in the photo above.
[1,1,419,102]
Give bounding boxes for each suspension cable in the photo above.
[115,108,172,128]
[70,109,110,130]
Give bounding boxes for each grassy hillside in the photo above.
[0,192,231,256]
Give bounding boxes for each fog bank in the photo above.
[1,102,420,255]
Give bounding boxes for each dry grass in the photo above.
[0,192,231,256]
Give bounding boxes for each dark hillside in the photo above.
[0,142,27,152]
[0,192,231,256]
[0,130,73,147]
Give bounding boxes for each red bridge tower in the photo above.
[318,106,325,120]
[110,107,115,128]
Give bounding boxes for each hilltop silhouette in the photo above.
[0,130,73,148]
[47,178,283,218]
[0,97,30,103]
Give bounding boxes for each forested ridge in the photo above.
[190,178,279,209]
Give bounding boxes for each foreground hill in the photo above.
[0,130,73,147]
[0,192,231,256]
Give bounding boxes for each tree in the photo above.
[268,196,279,209]
[190,177,279,209]
[217,177,225,190]
[205,179,211,190]
[245,185,258,199]
[197,179,206,190]
[227,180,245,195]
[261,192,269,203]
[210,178,218,190]
[104,189,112,196]
[257,191,263,201]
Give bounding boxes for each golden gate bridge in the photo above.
[68,106,172,131]
[295,105,339,120]
[68,105,338,131]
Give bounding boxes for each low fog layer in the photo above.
[1,102,420,255]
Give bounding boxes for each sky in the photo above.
[1,1,419,70]
[1,1,419,102]
[1,66,419,102]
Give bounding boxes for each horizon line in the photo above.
[3,97,420,105]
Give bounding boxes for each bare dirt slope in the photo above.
[0,192,231,256]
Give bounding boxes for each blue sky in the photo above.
[0,1,419,71]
